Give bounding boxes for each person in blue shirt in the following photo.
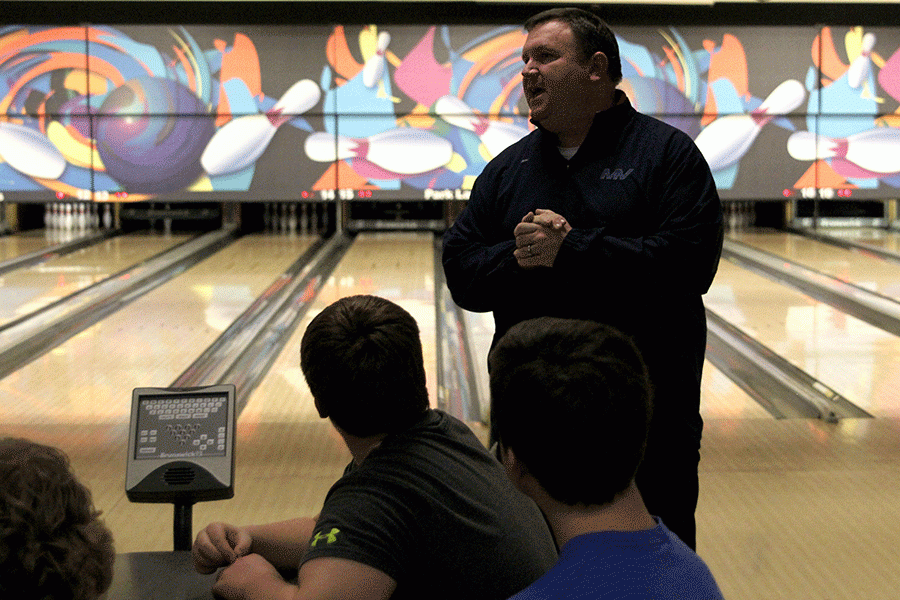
[489,316,724,600]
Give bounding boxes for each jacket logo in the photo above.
[311,528,341,547]
[600,168,633,180]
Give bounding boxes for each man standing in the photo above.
[192,295,556,600]
[489,317,724,599]
[442,8,723,549]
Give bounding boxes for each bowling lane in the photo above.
[463,310,770,421]
[0,231,191,326]
[699,360,772,419]
[0,229,60,261]
[707,247,900,418]
[731,229,900,301]
[809,225,900,255]
[0,233,317,551]
[190,232,438,538]
[241,232,437,422]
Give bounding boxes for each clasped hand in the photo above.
[193,522,252,574]
[513,209,571,269]
[193,523,285,600]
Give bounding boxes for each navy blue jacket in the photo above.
[442,94,723,445]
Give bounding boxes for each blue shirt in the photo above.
[507,518,724,599]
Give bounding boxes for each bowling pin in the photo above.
[787,127,900,175]
[201,79,321,176]
[435,95,529,158]
[64,203,73,230]
[847,33,876,89]
[695,79,806,171]
[304,128,453,175]
[103,203,113,229]
[299,203,308,234]
[0,122,67,179]
[362,31,391,88]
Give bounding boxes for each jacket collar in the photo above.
[533,90,635,163]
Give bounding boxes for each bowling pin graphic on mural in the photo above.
[847,33,876,89]
[787,128,900,175]
[0,122,67,179]
[435,95,529,159]
[695,79,806,172]
[362,31,391,89]
[305,128,453,175]
[201,79,321,176]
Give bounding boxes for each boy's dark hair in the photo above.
[489,317,652,506]
[524,7,623,84]
[0,438,115,600]
[300,295,429,437]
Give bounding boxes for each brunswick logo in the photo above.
[310,528,341,547]
[600,168,633,180]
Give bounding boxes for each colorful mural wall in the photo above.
[2,23,900,203]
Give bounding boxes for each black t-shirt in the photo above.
[302,409,557,600]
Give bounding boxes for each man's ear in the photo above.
[589,51,608,80]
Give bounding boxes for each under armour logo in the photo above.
[600,168,633,180]
[310,528,341,547]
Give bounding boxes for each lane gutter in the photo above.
[170,232,355,415]
[0,228,239,380]
[433,234,483,424]
[706,237,889,421]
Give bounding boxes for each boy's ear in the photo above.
[499,444,529,492]
[313,396,328,418]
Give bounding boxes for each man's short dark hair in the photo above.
[489,317,652,506]
[300,295,429,437]
[0,438,115,600]
[524,7,623,84]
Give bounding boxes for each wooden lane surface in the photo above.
[0,233,317,552]
[816,226,900,254]
[708,252,900,419]
[191,232,438,537]
[699,360,771,419]
[732,229,900,301]
[0,230,58,261]
[697,416,900,600]
[462,295,768,422]
[0,232,191,326]
[696,233,900,599]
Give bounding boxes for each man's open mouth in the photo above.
[526,86,546,102]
